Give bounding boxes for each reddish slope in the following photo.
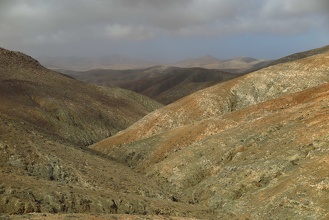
[92,45,329,152]
[90,45,329,218]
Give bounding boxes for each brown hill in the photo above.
[0,47,162,146]
[121,67,239,104]
[61,66,168,88]
[91,45,329,218]
[0,48,217,219]
[92,45,329,146]
[64,66,239,105]
[174,56,273,73]
[270,45,329,66]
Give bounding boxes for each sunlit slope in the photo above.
[91,45,329,219]
[92,45,329,151]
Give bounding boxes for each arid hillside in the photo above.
[64,66,239,104]
[0,48,216,219]
[2,45,329,219]
[0,112,212,219]
[93,45,329,146]
[0,47,162,146]
[92,45,329,219]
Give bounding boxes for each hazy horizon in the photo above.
[1,0,329,62]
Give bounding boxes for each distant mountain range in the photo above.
[37,54,159,71]
[39,54,273,104]
[173,55,273,73]
[37,54,273,73]
[63,66,240,104]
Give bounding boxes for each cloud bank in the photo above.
[0,0,328,59]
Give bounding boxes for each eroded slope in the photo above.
[0,112,213,218]
[144,82,329,219]
[92,45,329,151]
[91,45,329,218]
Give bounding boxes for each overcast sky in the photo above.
[1,0,328,62]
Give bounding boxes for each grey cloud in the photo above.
[254,0,328,34]
[0,0,327,49]
[260,0,327,18]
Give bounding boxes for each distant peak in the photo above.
[198,55,220,60]
[226,57,258,63]
[202,55,218,59]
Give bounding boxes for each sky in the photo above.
[0,0,329,62]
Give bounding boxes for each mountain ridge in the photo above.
[37,54,160,71]
[38,53,273,73]
[64,66,240,104]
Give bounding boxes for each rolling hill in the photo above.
[91,45,329,219]
[53,55,273,105]
[38,54,272,74]
[63,66,240,104]
[174,55,273,73]
[61,66,169,88]
[120,67,239,104]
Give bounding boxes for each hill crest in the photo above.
[0,47,43,69]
